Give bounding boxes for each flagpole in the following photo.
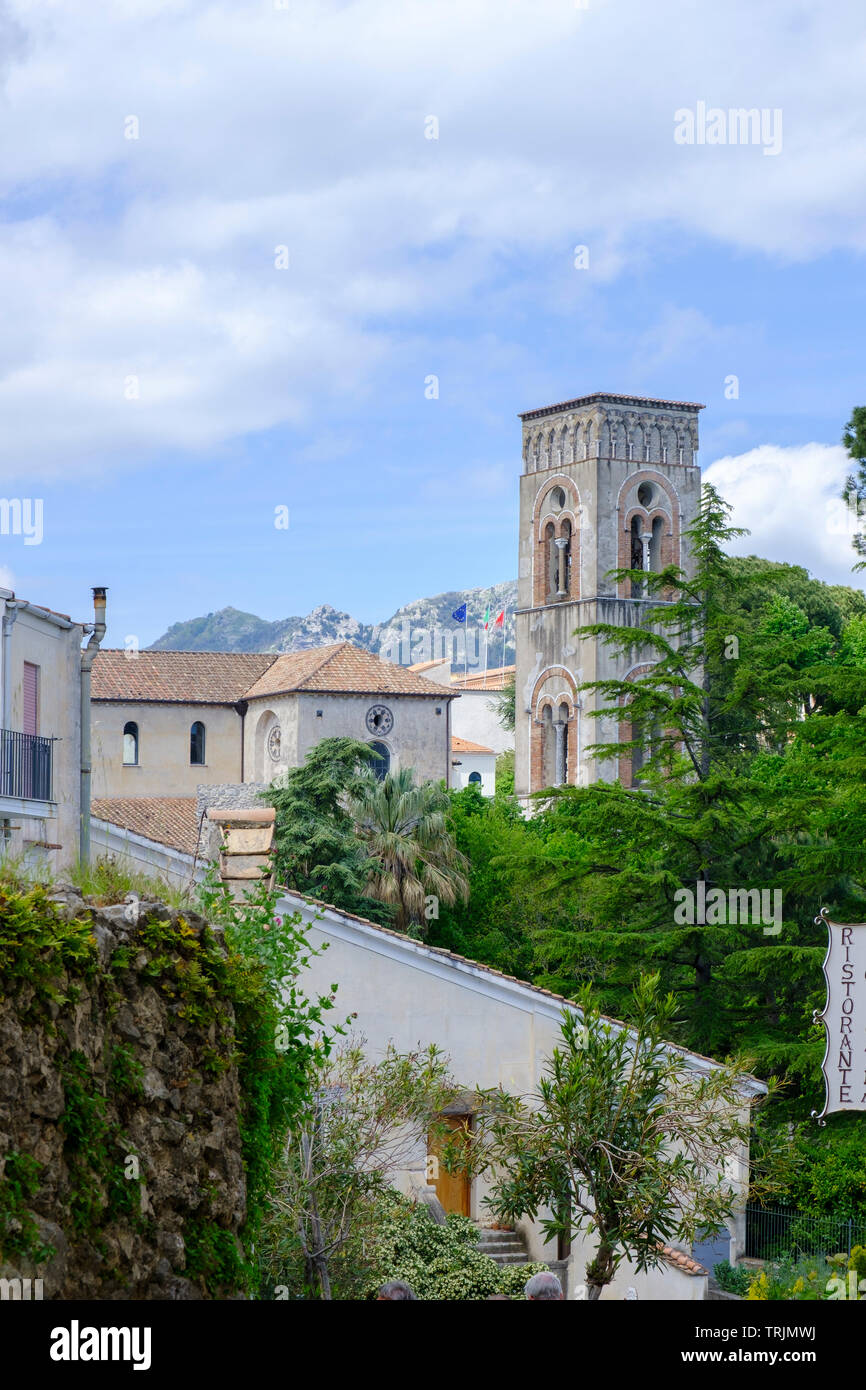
[500,607,507,676]
[483,606,489,687]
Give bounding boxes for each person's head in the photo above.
[524,1271,564,1300]
[377,1280,418,1301]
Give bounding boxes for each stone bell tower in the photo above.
[513,392,704,803]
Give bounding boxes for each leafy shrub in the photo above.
[363,1195,549,1300]
[746,1255,834,1301]
[713,1259,749,1295]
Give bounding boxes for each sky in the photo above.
[0,0,864,647]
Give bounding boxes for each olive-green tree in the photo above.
[470,974,779,1300]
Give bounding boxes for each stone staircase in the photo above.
[477,1227,531,1266]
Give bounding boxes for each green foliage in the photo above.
[746,1255,837,1301]
[361,1194,547,1301]
[195,869,346,1287]
[842,404,866,568]
[260,1039,462,1299]
[347,766,469,937]
[0,1152,54,1263]
[430,784,539,978]
[265,737,390,920]
[490,674,516,733]
[0,881,97,1017]
[494,747,514,796]
[183,1217,246,1297]
[713,1259,750,1295]
[71,854,192,910]
[470,976,779,1300]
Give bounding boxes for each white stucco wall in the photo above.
[451,749,496,796]
[1,598,83,874]
[450,689,513,757]
[92,700,243,797]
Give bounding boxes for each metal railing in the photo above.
[745,1204,866,1261]
[0,729,55,802]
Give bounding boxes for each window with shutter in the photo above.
[23,662,39,735]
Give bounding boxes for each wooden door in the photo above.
[428,1114,471,1217]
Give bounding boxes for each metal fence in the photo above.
[745,1205,866,1261]
[0,729,54,802]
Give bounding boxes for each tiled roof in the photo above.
[408,658,450,674]
[451,665,514,691]
[451,736,494,754]
[243,642,453,699]
[519,392,705,421]
[658,1245,707,1277]
[91,797,200,856]
[92,650,277,704]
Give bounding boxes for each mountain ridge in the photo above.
[148,581,519,669]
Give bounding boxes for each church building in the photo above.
[514,392,703,803]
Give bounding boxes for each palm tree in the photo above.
[347,767,469,936]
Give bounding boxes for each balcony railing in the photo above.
[1,729,55,802]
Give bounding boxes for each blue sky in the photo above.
[0,0,864,646]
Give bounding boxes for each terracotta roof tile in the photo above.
[451,736,494,754]
[658,1245,707,1276]
[243,642,453,699]
[91,797,200,856]
[93,650,277,704]
[451,665,514,691]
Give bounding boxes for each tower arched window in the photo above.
[123,721,139,766]
[556,701,571,785]
[190,720,206,765]
[545,521,556,601]
[630,516,644,597]
[650,516,664,573]
[368,741,390,781]
[560,519,572,597]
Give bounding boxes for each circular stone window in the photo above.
[637,482,654,508]
[365,704,394,736]
[551,486,566,511]
[266,724,282,762]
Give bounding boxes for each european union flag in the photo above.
[451,603,467,623]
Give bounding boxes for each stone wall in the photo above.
[0,883,248,1299]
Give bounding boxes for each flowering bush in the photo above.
[364,1194,548,1300]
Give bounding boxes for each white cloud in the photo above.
[0,0,864,475]
[703,442,865,590]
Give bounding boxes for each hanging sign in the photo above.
[812,908,866,1122]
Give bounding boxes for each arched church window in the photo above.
[190,720,206,765]
[123,721,139,766]
[368,741,390,781]
[468,771,482,785]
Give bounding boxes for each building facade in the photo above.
[0,587,104,875]
[514,392,703,803]
[92,642,457,802]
